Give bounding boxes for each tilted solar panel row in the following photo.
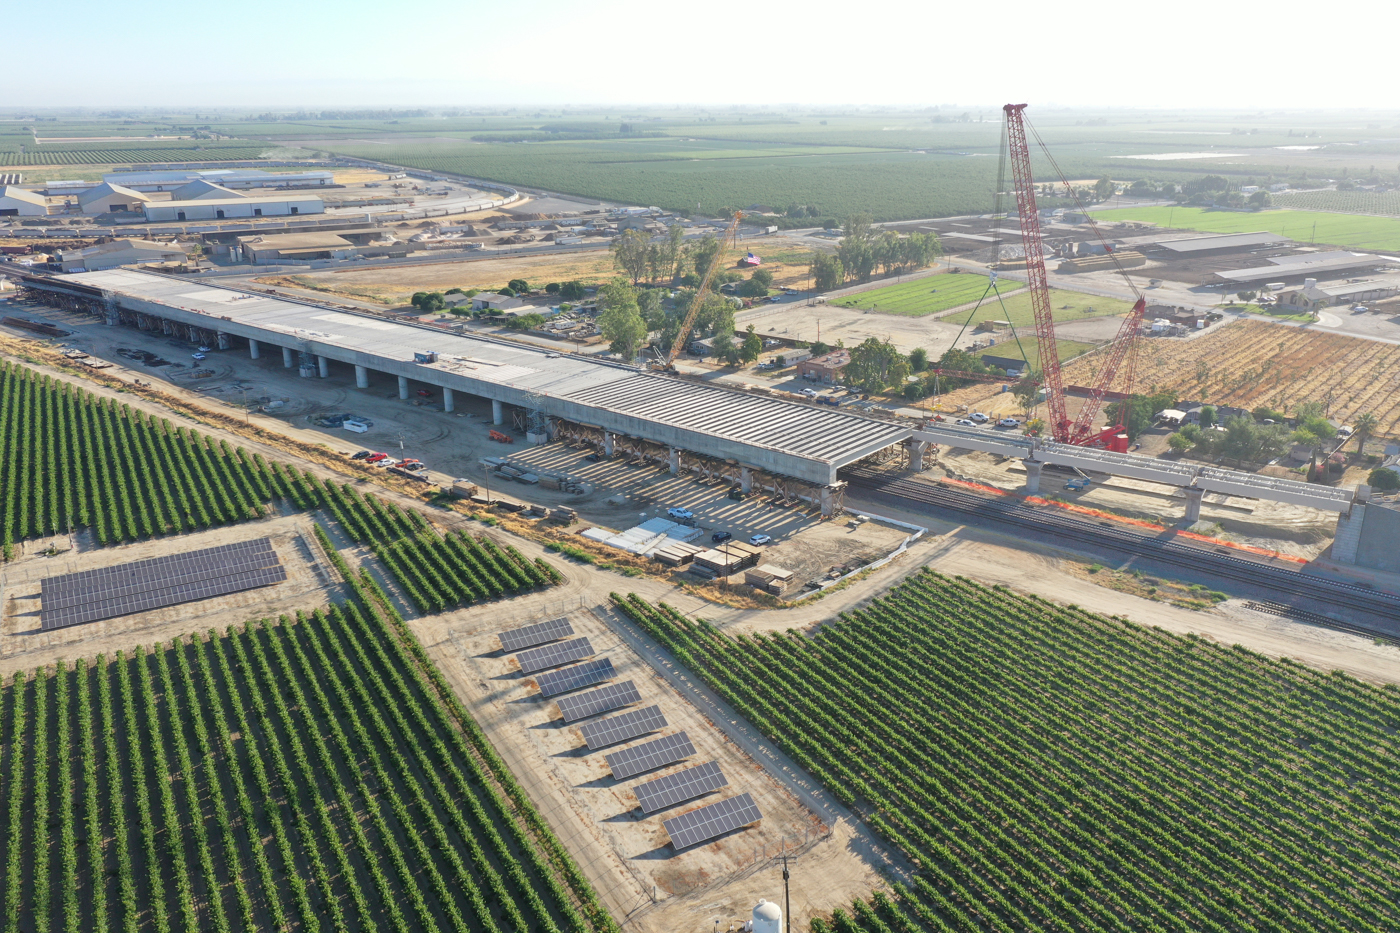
[605,732,695,780]
[42,540,280,611]
[535,658,614,697]
[498,616,574,652]
[580,705,666,750]
[514,637,594,674]
[41,564,287,631]
[634,761,727,814]
[556,681,641,722]
[663,792,762,850]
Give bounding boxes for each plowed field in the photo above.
[1064,320,1400,432]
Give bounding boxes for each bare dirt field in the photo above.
[1066,318,1400,433]
[0,513,341,677]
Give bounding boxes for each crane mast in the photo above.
[1002,103,1146,449]
[659,212,744,371]
[1002,103,1070,440]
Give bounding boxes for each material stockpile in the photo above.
[745,563,796,595]
[579,518,703,557]
[691,541,763,578]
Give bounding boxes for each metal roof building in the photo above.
[0,186,48,217]
[1152,232,1291,255]
[1205,251,1400,285]
[37,269,908,486]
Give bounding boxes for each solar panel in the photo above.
[535,658,615,697]
[663,792,762,850]
[605,732,695,780]
[499,617,575,653]
[40,538,285,631]
[556,681,642,723]
[634,761,728,814]
[514,637,594,674]
[579,705,666,750]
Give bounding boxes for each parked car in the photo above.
[191,352,207,361]
[748,534,772,546]
[364,452,389,463]
[584,453,603,462]
[196,345,211,352]
[416,389,432,397]
[954,418,978,427]
[997,418,1021,428]
[711,531,733,543]
[350,450,371,460]
[969,412,990,423]
[667,507,694,520]
[397,459,425,471]
[801,388,817,397]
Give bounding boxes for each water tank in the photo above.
[752,899,782,933]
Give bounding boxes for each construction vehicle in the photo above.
[1000,103,1146,453]
[650,212,744,373]
[488,430,513,444]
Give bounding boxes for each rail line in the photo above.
[842,467,1400,629]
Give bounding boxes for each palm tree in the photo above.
[1352,412,1379,456]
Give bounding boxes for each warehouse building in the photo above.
[1205,251,1400,286]
[77,182,151,216]
[104,168,335,192]
[1150,232,1291,257]
[235,231,360,263]
[171,179,246,201]
[0,186,48,216]
[58,239,188,273]
[142,195,324,223]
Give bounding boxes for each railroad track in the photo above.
[843,467,1400,627]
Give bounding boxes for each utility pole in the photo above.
[772,849,797,933]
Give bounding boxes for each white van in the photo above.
[343,420,369,434]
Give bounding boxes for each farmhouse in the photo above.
[797,349,851,384]
[471,293,525,312]
[1277,283,1329,313]
[0,186,48,217]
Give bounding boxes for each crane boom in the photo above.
[661,212,743,370]
[1002,104,1069,440]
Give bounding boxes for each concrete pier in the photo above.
[443,387,454,412]
[492,398,503,425]
[249,339,260,360]
[355,364,368,388]
[281,346,293,368]
[1184,486,1204,523]
[669,447,680,474]
[317,355,329,378]
[1022,459,1043,495]
[398,375,409,400]
[908,439,929,471]
[604,432,614,457]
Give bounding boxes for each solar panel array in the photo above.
[498,617,574,653]
[634,761,728,814]
[515,637,594,674]
[556,681,642,722]
[580,705,666,750]
[40,538,285,631]
[663,792,762,850]
[606,732,695,780]
[535,658,615,697]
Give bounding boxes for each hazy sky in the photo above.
[3,0,1394,111]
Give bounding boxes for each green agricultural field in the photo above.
[1272,189,1400,217]
[615,572,1400,933]
[833,273,999,316]
[945,287,1134,332]
[1094,205,1400,252]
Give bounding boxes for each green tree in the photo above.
[597,281,648,360]
[1094,175,1115,201]
[611,229,651,284]
[545,282,561,295]
[496,286,516,298]
[411,291,446,312]
[909,348,929,372]
[1248,190,1271,209]
[1199,405,1216,428]
[1368,467,1400,491]
[837,212,876,282]
[637,288,666,332]
[809,254,843,291]
[1011,375,1042,413]
[687,234,720,284]
[1104,390,1179,440]
[505,313,545,331]
[559,280,586,301]
[845,337,904,393]
[1352,412,1379,454]
[1167,432,1192,453]
[740,325,762,364]
[507,278,530,293]
[738,268,774,298]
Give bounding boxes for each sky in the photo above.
[3,0,1395,111]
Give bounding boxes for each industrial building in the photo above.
[0,186,48,217]
[142,195,324,223]
[14,268,909,511]
[1150,232,1291,256]
[171,180,246,201]
[76,182,151,216]
[233,230,401,263]
[58,239,187,273]
[103,168,335,192]
[1205,251,1400,286]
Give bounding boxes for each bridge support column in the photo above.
[1183,486,1205,523]
[1332,504,1366,565]
[442,388,454,412]
[741,466,753,495]
[249,339,260,360]
[281,346,294,368]
[492,399,503,425]
[669,447,680,475]
[317,355,329,378]
[907,439,929,472]
[355,364,369,388]
[603,432,614,457]
[1022,459,1043,495]
[397,375,409,400]
[820,485,836,518]
[216,332,231,350]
